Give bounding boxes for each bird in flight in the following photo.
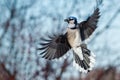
[37,8,100,73]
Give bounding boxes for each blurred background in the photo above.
[0,0,120,80]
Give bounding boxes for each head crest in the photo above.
[68,16,77,24]
[68,16,77,20]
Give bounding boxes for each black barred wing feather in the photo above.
[79,8,100,41]
[37,33,70,60]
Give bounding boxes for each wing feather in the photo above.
[79,8,100,41]
[37,33,71,60]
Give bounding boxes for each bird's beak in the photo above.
[64,19,69,22]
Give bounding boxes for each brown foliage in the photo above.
[82,67,120,80]
[0,63,15,80]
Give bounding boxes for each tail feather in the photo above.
[73,47,95,73]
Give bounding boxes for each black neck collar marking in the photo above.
[70,24,77,29]
[70,27,76,29]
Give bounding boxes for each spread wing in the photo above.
[79,8,100,41]
[37,33,71,60]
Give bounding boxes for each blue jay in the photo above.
[37,8,100,73]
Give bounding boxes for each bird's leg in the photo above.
[73,43,90,60]
[80,43,91,54]
[80,43,87,48]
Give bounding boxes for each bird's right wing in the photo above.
[37,32,71,60]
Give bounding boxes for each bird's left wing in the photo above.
[78,8,100,41]
[37,33,71,60]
